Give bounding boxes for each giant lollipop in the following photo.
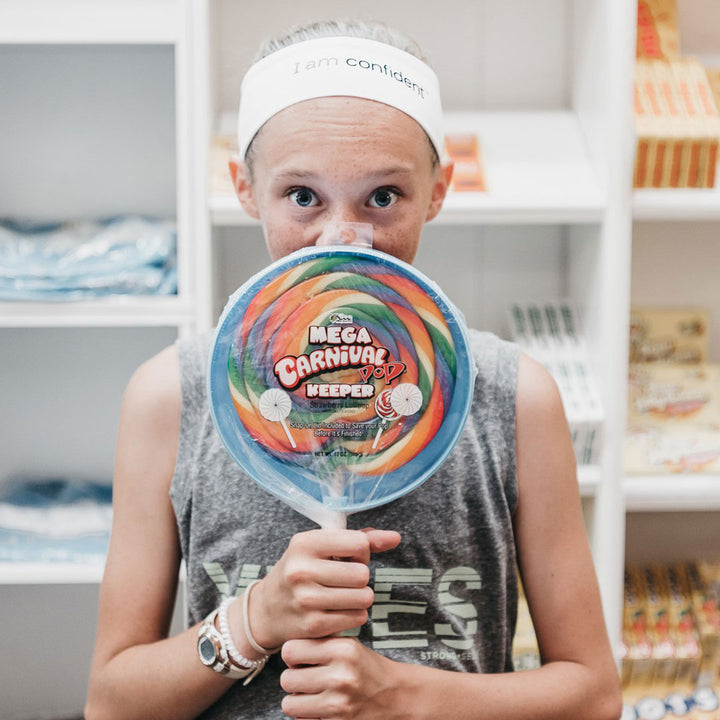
[208,245,475,528]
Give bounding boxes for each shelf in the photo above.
[0,561,106,585]
[209,111,606,227]
[0,296,193,328]
[579,465,602,497]
[0,0,182,45]
[625,474,720,512]
[633,187,720,221]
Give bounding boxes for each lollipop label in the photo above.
[274,321,407,397]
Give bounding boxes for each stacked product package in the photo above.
[512,577,540,672]
[507,301,603,466]
[626,308,720,475]
[634,0,720,188]
[621,561,720,718]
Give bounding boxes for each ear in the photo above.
[425,158,454,222]
[228,154,260,219]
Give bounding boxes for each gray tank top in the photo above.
[170,329,519,719]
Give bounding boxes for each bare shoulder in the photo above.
[514,350,576,498]
[123,343,180,418]
[515,350,564,420]
[116,343,181,495]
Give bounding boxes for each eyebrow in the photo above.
[272,166,416,183]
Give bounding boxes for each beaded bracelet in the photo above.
[217,595,268,672]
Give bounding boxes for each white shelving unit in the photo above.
[2,0,718,717]
[623,0,720,676]
[0,1,195,717]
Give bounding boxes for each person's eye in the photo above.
[367,187,400,209]
[287,187,319,207]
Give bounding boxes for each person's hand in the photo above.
[244,528,401,649]
[280,637,403,720]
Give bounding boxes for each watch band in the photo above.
[197,608,267,683]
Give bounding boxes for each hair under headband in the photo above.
[237,36,444,160]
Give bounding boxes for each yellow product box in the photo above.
[623,568,656,690]
[628,364,719,425]
[637,0,681,61]
[444,133,487,193]
[634,79,654,188]
[685,562,720,688]
[665,565,702,689]
[642,566,679,693]
[513,583,540,671]
[629,307,709,365]
[707,68,720,118]
[651,60,693,187]
[625,364,720,474]
[636,60,674,187]
[673,58,720,188]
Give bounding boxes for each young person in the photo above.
[86,20,622,720]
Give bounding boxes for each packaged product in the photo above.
[629,308,708,364]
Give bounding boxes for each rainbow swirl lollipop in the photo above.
[208,246,475,526]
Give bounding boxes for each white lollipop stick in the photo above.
[372,421,386,450]
[258,388,296,449]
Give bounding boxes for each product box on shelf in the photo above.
[622,562,720,720]
[210,132,237,198]
[630,307,709,364]
[626,363,720,474]
[707,69,720,116]
[687,561,720,688]
[444,133,487,193]
[637,0,680,61]
[507,300,603,467]
[512,579,540,672]
[634,57,720,189]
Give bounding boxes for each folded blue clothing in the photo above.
[0,479,113,564]
[0,215,177,300]
[0,478,112,507]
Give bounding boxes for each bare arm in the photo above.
[85,346,241,720]
[278,352,622,720]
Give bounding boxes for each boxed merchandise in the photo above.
[512,579,540,671]
[210,133,237,197]
[507,300,604,466]
[625,363,720,474]
[629,307,709,364]
[622,568,655,691]
[637,0,680,61]
[622,562,719,719]
[707,68,720,116]
[666,565,703,691]
[673,58,720,189]
[444,133,487,192]
[634,57,720,189]
[688,561,720,687]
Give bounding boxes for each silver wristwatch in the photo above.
[197,608,258,681]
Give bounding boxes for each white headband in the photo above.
[237,36,444,159]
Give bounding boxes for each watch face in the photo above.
[198,635,217,666]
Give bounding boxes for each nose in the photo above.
[316,220,374,248]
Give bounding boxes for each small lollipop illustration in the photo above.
[258,388,296,448]
[372,383,423,450]
[372,388,399,449]
[390,383,424,417]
